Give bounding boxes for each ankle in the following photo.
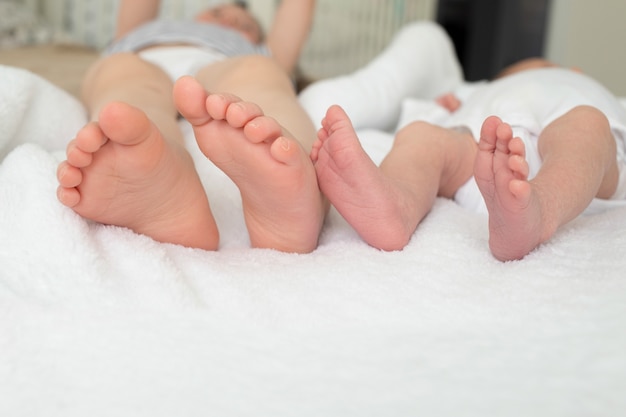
[440,131,476,197]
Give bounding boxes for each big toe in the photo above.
[173,76,212,126]
[98,102,154,145]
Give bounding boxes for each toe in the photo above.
[174,77,212,126]
[226,101,264,128]
[66,142,94,168]
[270,136,302,165]
[243,115,283,143]
[57,162,83,188]
[206,93,243,120]
[496,121,513,141]
[56,185,80,207]
[508,155,529,179]
[479,116,502,148]
[74,123,107,153]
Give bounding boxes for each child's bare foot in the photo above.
[474,116,550,261]
[173,76,324,253]
[311,105,418,251]
[56,102,219,250]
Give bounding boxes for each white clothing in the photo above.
[105,20,270,57]
[138,46,227,82]
[299,21,464,131]
[450,68,626,214]
[104,20,271,83]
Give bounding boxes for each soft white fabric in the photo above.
[138,45,227,82]
[2,65,626,416]
[299,21,464,132]
[395,69,626,215]
[0,65,87,161]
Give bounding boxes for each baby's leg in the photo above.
[57,102,219,250]
[299,21,463,131]
[474,109,618,261]
[312,105,475,251]
[174,76,324,253]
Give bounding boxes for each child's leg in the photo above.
[195,55,317,149]
[474,107,619,261]
[81,53,184,144]
[57,53,219,250]
[312,105,476,251]
[178,56,326,253]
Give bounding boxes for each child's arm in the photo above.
[266,0,316,74]
[114,0,161,40]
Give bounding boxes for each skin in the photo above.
[311,105,477,251]
[312,100,619,261]
[56,0,323,252]
[194,4,264,44]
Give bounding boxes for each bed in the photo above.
[2,3,626,417]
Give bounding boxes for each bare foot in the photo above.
[56,102,219,250]
[474,116,549,261]
[173,76,325,253]
[311,105,419,251]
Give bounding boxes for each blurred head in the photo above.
[494,57,582,79]
[495,58,558,79]
[194,2,264,44]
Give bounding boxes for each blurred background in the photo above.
[1,0,625,96]
[436,0,626,97]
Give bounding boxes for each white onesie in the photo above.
[448,68,626,214]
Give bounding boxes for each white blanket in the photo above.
[1,64,626,416]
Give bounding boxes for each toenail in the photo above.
[279,137,290,151]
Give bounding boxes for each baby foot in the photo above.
[474,116,546,261]
[312,105,417,251]
[173,76,324,253]
[56,102,219,250]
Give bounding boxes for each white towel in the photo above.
[1,64,626,417]
[0,65,87,160]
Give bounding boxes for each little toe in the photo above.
[508,178,531,201]
[310,138,323,161]
[270,136,302,165]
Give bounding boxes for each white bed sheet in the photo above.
[1,65,626,416]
